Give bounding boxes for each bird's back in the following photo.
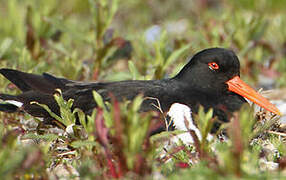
[0,69,175,119]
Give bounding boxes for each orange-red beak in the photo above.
[227,76,282,116]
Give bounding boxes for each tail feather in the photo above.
[0,69,73,119]
[0,93,22,113]
[0,94,18,101]
[0,68,32,92]
[0,68,72,93]
[0,103,19,113]
[0,69,100,125]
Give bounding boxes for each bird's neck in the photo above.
[169,77,246,117]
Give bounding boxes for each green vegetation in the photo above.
[0,0,286,179]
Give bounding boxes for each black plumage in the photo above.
[0,48,280,129]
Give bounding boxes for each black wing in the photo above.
[0,69,170,122]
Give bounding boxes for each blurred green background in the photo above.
[1,0,286,179]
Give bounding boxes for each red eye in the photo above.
[208,62,219,70]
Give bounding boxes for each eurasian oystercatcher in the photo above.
[0,48,281,129]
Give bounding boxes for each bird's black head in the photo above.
[173,47,281,116]
[174,48,240,95]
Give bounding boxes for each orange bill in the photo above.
[226,76,282,116]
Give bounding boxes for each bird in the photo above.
[0,48,281,131]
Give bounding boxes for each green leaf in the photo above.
[104,0,118,33]
[22,133,58,141]
[128,61,141,80]
[53,90,76,126]
[163,44,191,71]
[71,140,98,148]
[131,94,144,112]
[0,38,13,58]
[92,90,105,109]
